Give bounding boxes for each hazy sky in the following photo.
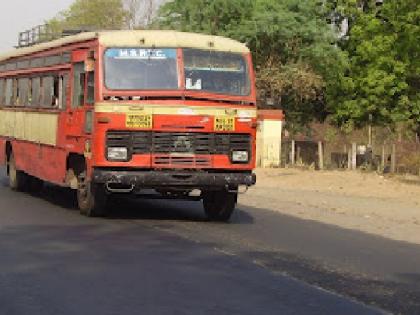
[0,0,73,52]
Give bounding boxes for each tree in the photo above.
[156,0,347,130]
[125,0,160,29]
[125,0,142,29]
[329,0,420,130]
[156,0,254,35]
[47,0,128,32]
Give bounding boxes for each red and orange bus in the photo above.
[0,30,257,221]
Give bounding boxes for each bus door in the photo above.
[65,50,95,157]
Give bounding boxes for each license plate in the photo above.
[126,114,152,129]
[214,116,235,131]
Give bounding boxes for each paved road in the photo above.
[1,168,417,314]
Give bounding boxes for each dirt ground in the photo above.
[239,168,420,245]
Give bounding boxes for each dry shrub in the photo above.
[399,152,420,175]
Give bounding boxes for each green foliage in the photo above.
[47,0,128,32]
[156,0,347,130]
[330,0,420,130]
[156,0,254,35]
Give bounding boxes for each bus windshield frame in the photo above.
[102,47,252,99]
[104,48,179,91]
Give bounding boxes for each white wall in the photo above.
[257,119,283,168]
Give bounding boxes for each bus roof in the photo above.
[0,30,250,63]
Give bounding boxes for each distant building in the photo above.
[257,110,284,168]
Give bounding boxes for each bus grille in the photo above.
[153,155,212,168]
[106,131,251,157]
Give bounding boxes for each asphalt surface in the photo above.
[1,168,418,314]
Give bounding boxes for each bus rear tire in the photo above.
[8,152,29,192]
[203,190,237,222]
[77,179,108,217]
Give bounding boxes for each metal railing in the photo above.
[17,24,93,48]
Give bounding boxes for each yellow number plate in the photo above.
[215,116,235,131]
[126,114,153,129]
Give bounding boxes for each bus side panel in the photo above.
[10,140,28,173]
[38,145,67,185]
[0,138,6,166]
[12,141,67,185]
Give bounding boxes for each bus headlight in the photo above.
[108,147,128,161]
[232,151,249,163]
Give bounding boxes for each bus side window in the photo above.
[12,78,19,106]
[53,76,59,107]
[28,78,32,105]
[86,71,95,105]
[72,62,85,108]
[59,74,69,110]
[42,76,54,107]
[5,79,13,106]
[0,79,4,105]
[31,77,41,107]
[18,78,29,106]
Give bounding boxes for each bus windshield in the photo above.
[183,49,250,96]
[104,48,251,97]
[104,48,179,90]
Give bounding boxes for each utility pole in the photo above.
[291,140,295,165]
[391,144,396,173]
[352,142,357,170]
[318,141,324,170]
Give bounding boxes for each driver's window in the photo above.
[72,62,85,108]
[59,74,69,110]
[86,71,95,105]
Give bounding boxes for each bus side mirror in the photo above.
[85,58,95,72]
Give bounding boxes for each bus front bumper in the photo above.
[92,169,256,190]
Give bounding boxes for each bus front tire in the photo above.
[8,153,29,192]
[203,190,237,222]
[77,181,108,217]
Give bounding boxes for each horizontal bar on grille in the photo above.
[153,155,211,168]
